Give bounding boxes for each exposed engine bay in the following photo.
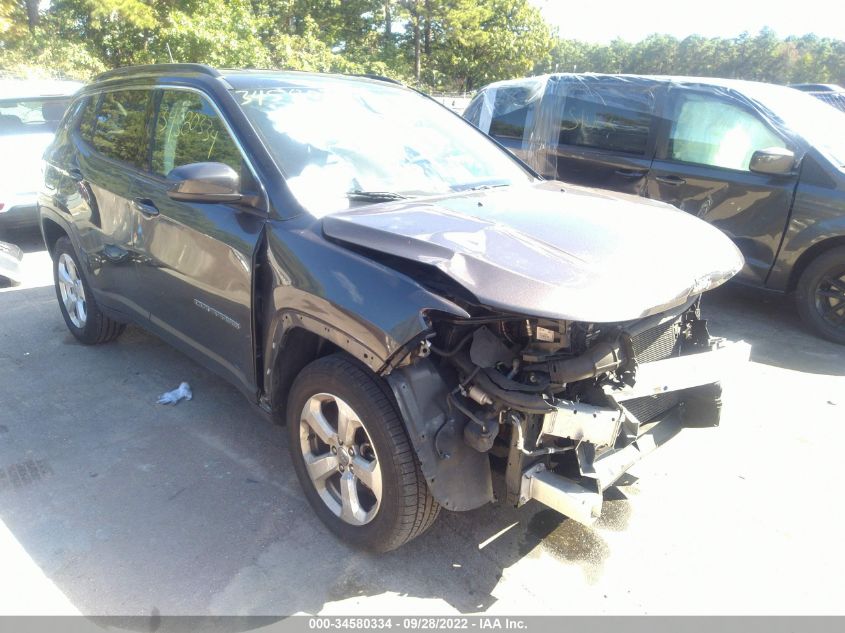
[387,296,739,523]
[321,181,748,524]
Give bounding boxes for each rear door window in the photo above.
[151,90,243,178]
[91,90,151,169]
[557,81,656,155]
[667,92,787,171]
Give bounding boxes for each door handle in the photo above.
[655,175,686,186]
[133,198,159,217]
[615,169,647,179]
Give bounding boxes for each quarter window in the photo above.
[152,91,242,178]
[557,82,655,155]
[668,93,787,171]
[91,90,150,168]
[488,86,537,142]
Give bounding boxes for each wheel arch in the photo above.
[265,323,339,424]
[787,235,845,292]
[41,216,69,258]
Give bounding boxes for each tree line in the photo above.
[1,0,844,92]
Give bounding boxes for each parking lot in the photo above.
[1,225,844,616]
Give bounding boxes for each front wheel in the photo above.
[796,246,845,345]
[286,354,440,551]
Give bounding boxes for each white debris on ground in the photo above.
[157,382,193,405]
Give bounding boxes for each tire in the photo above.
[286,353,440,551]
[796,246,845,345]
[53,236,125,345]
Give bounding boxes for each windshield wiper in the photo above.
[467,183,510,191]
[346,190,408,202]
[451,181,511,192]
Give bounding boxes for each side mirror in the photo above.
[749,147,796,175]
[166,162,242,203]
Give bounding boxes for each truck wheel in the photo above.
[53,236,125,345]
[286,354,440,551]
[796,246,845,345]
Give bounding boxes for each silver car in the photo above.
[1,78,82,229]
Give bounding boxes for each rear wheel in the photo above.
[796,246,845,345]
[53,236,125,345]
[286,354,439,551]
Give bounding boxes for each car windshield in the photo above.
[742,83,845,167]
[234,76,534,216]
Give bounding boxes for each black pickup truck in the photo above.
[40,64,746,551]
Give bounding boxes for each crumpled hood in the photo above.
[321,181,744,323]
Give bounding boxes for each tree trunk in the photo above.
[24,0,39,30]
[384,1,392,38]
[413,6,421,82]
[423,0,431,55]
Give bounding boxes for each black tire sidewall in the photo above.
[286,355,412,551]
[796,246,845,345]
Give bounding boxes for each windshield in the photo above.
[234,76,534,216]
[741,82,845,167]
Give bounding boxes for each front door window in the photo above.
[668,93,787,171]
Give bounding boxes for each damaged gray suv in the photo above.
[40,64,746,551]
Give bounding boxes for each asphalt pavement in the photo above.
[1,226,843,616]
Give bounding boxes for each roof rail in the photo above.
[94,63,221,82]
[350,73,404,86]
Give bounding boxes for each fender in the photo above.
[258,219,496,508]
[260,216,467,383]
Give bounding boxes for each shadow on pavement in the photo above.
[0,285,628,616]
[704,283,845,376]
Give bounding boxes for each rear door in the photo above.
[49,89,152,317]
[131,88,266,394]
[647,87,800,285]
[545,76,660,194]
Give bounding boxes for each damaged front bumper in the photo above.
[520,340,750,525]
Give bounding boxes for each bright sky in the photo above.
[531,0,845,43]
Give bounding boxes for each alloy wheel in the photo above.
[57,253,87,328]
[298,393,383,526]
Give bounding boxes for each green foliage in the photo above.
[540,29,845,87]
[426,0,553,90]
[1,0,844,90]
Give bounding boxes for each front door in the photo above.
[132,88,266,394]
[647,88,800,285]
